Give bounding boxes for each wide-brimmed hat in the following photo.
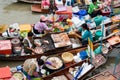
[40,15,47,21]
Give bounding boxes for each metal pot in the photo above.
[11,38,20,47]
[13,46,22,54]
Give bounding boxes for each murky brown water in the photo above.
[0,0,40,25]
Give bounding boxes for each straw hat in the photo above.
[40,15,47,21]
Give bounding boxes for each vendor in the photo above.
[76,23,93,45]
[33,15,53,35]
[22,31,35,54]
[88,0,102,18]
[22,58,45,77]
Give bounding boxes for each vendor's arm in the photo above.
[94,7,102,11]
[43,23,53,31]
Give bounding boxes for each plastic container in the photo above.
[95,30,103,40]
[94,46,102,55]
[94,16,103,26]
[79,50,88,60]
[16,65,22,71]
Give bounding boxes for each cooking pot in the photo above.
[13,46,22,54]
[11,38,20,47]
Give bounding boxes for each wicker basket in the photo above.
[61,52,74,63]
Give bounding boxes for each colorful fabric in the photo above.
[23,58,38,76]
[88,3,99,14]
[34,22,52,33]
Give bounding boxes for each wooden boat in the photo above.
[18,0,41,4]
[0,23,119,61]
[31,4,50,13]
[42,59,95,80]
[9,43,106,80]
[41,43,107,80]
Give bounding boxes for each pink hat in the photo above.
[40,15,47,21]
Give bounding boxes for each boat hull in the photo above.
[0,23,119,61]
[18,0,41,4]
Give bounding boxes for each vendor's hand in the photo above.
[52,26,56,28]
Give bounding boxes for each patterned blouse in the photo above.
[23,58,39,76]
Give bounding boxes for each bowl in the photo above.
[45,56,64,70]
[12,72,24,80]
[61,52,74,63]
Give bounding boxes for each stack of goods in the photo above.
[70,37,81,48]
[73,50,88,63]
[107,35,120,45]
[111,15,120,23]
[51,33,72,48]
[51,75,68,80]
[69,62,94,79]
[11,38,22,54]
[2,23,20,38]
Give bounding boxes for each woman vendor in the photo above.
[76,23,93,45]
[88,0,102,18]
[33,15,53,35]
[22,58,45,77]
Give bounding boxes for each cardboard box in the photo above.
[0,40,12,54]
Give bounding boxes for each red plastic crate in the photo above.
[101,6,111,16]
[0,40,12,54]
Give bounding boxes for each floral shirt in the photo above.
[23,58,39,76]
[34,22,52,33]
